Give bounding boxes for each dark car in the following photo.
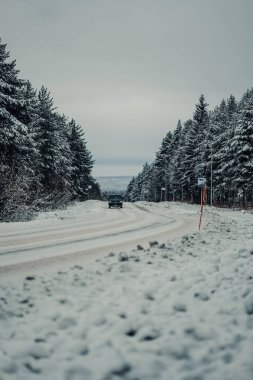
[108,194,123,208]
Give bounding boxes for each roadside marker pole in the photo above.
[199,185,207,230]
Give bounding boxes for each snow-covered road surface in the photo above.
[0,201,196,273]
[0,202,253,380]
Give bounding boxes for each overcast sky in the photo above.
[1,0,253,176]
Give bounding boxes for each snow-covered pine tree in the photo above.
[181,119,198,202]
[19,80,39,126]
[125,174,140,202]
[230,89,253,205]
[154,131,173,200]
[139,162,153,201]
[0,39,100,218]
[220,95,238,205]
[209,96,238,205]
[209,100,228,201]
[125,177,135,201]
[19,80,42,203]
[176,119,193,201]
[169,119,183,200]
[193,94,209,176]
[0,39,35,220]
[183,95,209,202]
[54,113,73,197]
[34,86,60,202]
[68,119,94,200]
[125,163,153,202]
[227,94,237,120]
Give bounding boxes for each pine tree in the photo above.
[34,86,61,197]
[126,89,253,207]
[0,39,100,218]
[154,131,173,199]
[0,39,34,220]
[54,113,73,194]
[193,94,209,126]
[170,120,186,200]
[219,95,238,204]
[183,95,209,202]
[209,96,238,205]
[181,119,198,201]
[0,39,29,167]
[125,177,135,201]
[209,100,228,195]
[139,163,152,201]
[193,94,209,178]
[230,89,253,203]
[68,119,94,200]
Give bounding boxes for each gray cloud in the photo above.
[1,0,252,176]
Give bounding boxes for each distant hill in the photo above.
[97,176,132,193]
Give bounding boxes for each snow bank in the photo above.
[0,204,253,380]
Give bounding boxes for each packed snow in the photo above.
[0,202,253,380]
[0,201,195,269]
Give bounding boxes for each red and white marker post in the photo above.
[199,185,207,230]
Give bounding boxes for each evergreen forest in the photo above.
[125,91,253,207]
[0,39,100,221]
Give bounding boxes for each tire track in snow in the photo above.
[0,202,197,272]
[0,205,147,247]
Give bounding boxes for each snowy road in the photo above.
[0,202,253,380]
[0,201,196,272]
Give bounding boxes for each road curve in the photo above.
[0,202,198,275]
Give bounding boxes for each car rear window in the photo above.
[109,195,123,200]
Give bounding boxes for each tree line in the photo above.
[125,89,253,207]
[0,39,100,221]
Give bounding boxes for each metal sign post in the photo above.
[161,187,165,201]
